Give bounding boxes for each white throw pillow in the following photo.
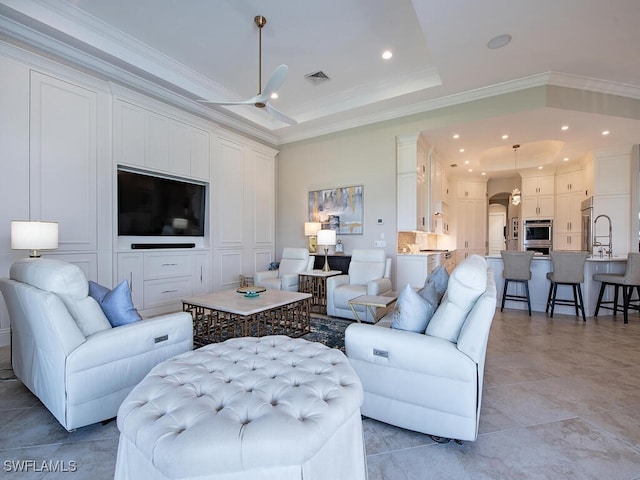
[425,255,487,342]
[391,284,435,333]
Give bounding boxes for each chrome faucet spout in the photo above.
[593,214,613,257]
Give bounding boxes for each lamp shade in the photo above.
[317,229,336,246]
[304,222,322,237]
[11,221,59,257]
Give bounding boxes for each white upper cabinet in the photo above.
[521,175,555,196]
[456,181,486,199]
[555,170,584,195]
[114,97,211,181]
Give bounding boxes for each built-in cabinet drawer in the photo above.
[144,276,193,309]
[117,250,210,316]
[144,252,192,279]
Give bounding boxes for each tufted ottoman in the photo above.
[114,336,367,480]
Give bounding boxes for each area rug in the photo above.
[302,314,353,352]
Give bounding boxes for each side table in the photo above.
[348,294,397,323]
[299,269,343,314]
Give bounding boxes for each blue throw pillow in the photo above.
[391,284,435,333]
[88,280,141,327]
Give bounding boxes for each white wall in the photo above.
[276,126,397,263]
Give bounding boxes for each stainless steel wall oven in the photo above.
[523,219,553,254]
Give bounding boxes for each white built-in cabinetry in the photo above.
[396,254,441,290]
[554,170,586,250]
[455,181,487,263]
[116,250,210,317]
[521,175,555,218]
[212,134,277,291]
[113,96,210,181]
[593,148,632,255]
[396,134,448,233]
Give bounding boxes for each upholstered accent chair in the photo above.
[326,249,392,322]
[0,258,193,431]
[254,247,313,292]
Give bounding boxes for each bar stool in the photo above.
[546,251,589,321]
[593,252,640,324]
[500,250,534,315]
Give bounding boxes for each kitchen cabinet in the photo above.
[522,175,555,196]
[554,169,586,251]
[396,134,429,231]
[556,170,584,195]
[521,175,554,219]
[456,181,486,199]
[396,254,440,290]
[455,191,486,264]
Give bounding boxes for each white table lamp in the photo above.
[317,229,336,272]
[11,220,59,258]
[304,222,322,253]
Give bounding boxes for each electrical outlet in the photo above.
[374,240,386,248]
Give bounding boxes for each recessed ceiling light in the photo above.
[481,172,486,176]
[561,125,569,131]
[271,92,278,99]
[459,148,465,153]
[453,134,460,139]
[563,157,569,162]
[468,169,473,172]
[487,34,512,49]
[538,166,543,170]
[502,134,509,140]
[382,50,393,60]
[464,160,470,164]
[602,130,610,135]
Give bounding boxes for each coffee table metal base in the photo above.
[183,292,311,347]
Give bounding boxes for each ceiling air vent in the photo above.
[305,70,330,85]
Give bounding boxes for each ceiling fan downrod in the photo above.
[254,15,267,107]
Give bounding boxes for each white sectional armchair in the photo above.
[326,249,392,322]
[345,255,497,442]
[0,258,193,431]
[254,247,313,291]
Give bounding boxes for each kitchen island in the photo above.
[487,254,628,317]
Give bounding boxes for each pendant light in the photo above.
[511,144,521,206]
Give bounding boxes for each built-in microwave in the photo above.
[523,219,553,242]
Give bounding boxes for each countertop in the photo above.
[486,254,628,262]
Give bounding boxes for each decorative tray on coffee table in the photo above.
[236,286,267,298]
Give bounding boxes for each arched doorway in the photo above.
[489,191,520,253]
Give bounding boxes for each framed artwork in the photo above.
[308,185,363,234]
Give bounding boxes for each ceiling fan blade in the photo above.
[266,104,297,125]
[256,64,288,103]
[197,98,256,106]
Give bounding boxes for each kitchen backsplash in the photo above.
[397,231,438,253]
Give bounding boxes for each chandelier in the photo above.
[511,144,521,206]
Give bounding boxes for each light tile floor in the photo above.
[1,309,639,479]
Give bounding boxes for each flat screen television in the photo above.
[118,169,206,236]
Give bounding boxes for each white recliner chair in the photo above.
[0,258,193,431]
[345,255,497,442]
[254,247,313,291]
[326,249,392,322]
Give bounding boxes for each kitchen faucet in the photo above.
[593,214,612,257]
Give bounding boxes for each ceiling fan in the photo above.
[199,15,297,125]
